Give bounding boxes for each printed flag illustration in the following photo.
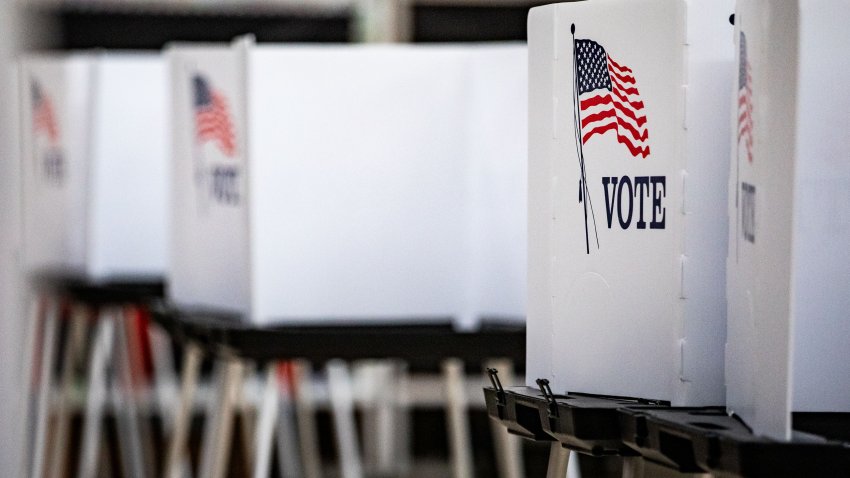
[193,75,236,157]
[738,31,753,163]
[575,39,650,158]
[31,81,59,146]
[570,29,652,254]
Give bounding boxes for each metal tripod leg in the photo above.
[253,363,280,478]
[48,304,88,478]
[275,362,304,478]
[199,356,243,478]
[443,358,473,478]
[163,341,202,478]
[111,306,150,478]
[545,443,570,478]
[30,298,59,478]
[326,360,363,478]
[293,361,322,478]
[20,295,42,478]
[621,457,644,478]
[77,310,116,478]
[485,359,524,478]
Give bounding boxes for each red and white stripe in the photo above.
[196,91,236,157]
[34,97,59,145]
[579,55,650,159]
[738,62,753,163]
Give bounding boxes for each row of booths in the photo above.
[487,0,850,477]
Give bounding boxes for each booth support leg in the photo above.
[545,443,570,478]
[252,363,280,478]
[443,358,473,478]
[326,360,363,478]
[163,341,202,478]
[199,357,243,478]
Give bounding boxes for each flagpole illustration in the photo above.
[571,24,600,254]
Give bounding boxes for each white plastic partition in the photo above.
[20,53,169,281]
[726,0,850,440]
[527,0,733,406]
[169,41,527,327]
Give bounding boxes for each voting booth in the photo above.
[526,0,734,406]
[726,0,850,440]
[168,40,527,327]
[19,53,169,281]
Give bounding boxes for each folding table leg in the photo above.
[357,359,409,476]
[276,362,304,478]
[163,341,202,478]
[199,357,244,478]
[20,295,43,477]
[567,451,582,478]
[358,362,381,475]
[111,306,150,478]
[293,361,322,478]
[149,323,193,476]
[77,309,116,478]
[545,443,570,478]
[374,360,405,476]
[485,359,524,478]
[240,362,259,471]
[30,297,59,478]
[47,304,89,478]
[326,360,363,478]
[443,358,473,478]
[149,324,179,423]
[621,457,644,478]
[389,361,412,476]
[252,362,280,478]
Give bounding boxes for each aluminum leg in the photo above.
[111,306,150,478]
[163,341,202,478]
[389,361,412,476]
[485,360,524,478]
[199,357,244,478]
[545,443,570,478]
[253,363,280,478]
[275,362,303,478]
[20,296,42,478]
[621,457,644,478]
[77,311,116,478]
[30,298,59,478]
[326,360,363,478]
[443,358,473,478]
[47,304,88,478]
[293,361,322,478]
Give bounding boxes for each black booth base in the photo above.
[484,378,850,478]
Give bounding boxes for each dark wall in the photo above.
[55,3,547,50]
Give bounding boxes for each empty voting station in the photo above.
[2,1,850,478]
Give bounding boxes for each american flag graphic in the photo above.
[738,32,753,163]
[193,75,236,157]
[575,39,649,158]
[31,82,59,145]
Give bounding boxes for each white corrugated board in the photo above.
[19,53,169,281]
[527,0,733,406]
[726,0,850,440]
[169,41,527,326]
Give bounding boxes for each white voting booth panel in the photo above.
[527,0,733,406]
[19,53,169,281]
[726,0,850,440]
[169,42,527,327]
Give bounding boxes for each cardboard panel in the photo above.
[528,0,731,405]
[726,0,798,440]
[19,56,91,277]
[790,0,850,415]
[87,54,168,279]
[169,45,251,314]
